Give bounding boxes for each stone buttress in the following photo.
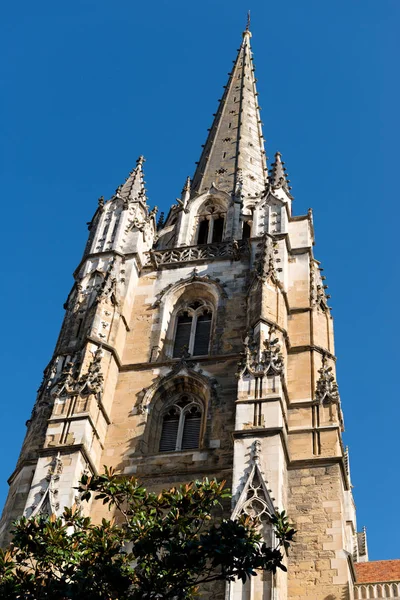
[0,22,366,600]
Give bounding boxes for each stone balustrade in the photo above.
[146,239,249,267]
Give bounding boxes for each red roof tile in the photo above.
[355,560,400,583]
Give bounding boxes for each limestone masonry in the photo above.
[1,23,398,600]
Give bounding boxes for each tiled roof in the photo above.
[355,560,400,583]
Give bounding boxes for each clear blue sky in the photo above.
[1,0,399,560]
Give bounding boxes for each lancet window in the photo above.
[242,220,252,239]
[195,200,226,244]
[172,300,212,358]
[159,395,202,452]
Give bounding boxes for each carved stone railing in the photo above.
[354,582,400,599]
[146,240,249,268]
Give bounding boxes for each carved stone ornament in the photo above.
[254,235,281,284]
[237,326,284,378]
[97,257,121,306]
[310,259,331,312]
[152,269,228,308]
[235,168,244,197]
[232,440,276,520]
[79,346,105,397]
[146,239,249,269]
[50,346,104,400]
[134,354,219,416]
[29,453,63,517]
[315,353,340,405]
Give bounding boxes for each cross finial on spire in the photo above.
[246,10,251,31]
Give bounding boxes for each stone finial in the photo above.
[116,155,148,205]
[245,10,251,32]
[182,175,191,195]
[310,259,331,312]
[269,151,291,191]
[254,235,280,284]
[157,212,165,230]
[252,439,262,464]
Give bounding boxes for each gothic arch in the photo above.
[153,274,227,359]
[178,188,230,246]
[138,370,213,454]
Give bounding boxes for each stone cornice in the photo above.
[288,424,341,434]
[289,344,336,361]
[7,459,38,486]
[288,455,351,491]
[38,444,98,476]
[7,443,99,487]
[48,411,109,435]
[237,394,289,430]
[120,353,240,372]
[73,250,126,280]
[232,426,290,462]
[86,335,122,369]
[132,466,233,480]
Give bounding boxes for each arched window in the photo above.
[242,220,252,239]
[173,300,212,358]
[159,395,202,452]
[195,200,226,244]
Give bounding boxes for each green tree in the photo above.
[0,468,295,599]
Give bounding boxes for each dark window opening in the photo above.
[197,220,209,244]
[243,221,252,239]
[212,217,224,243]
[75,318,83,338]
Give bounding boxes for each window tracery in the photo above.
[195,200,226,244]
[159,395,202,452]
[172,300,213,358]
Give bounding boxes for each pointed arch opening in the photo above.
[159,395,202,452]
[242,220,252,239]
[229,441,276,600]
[172,300,213,358]
[154,276,225,362]
[195,198,227,245]
[140,374,211,455]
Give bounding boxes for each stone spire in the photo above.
[117,155,147,204]
[191,26,268,199]
[269,151,291,193]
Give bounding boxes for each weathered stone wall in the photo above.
[288,464,352,600]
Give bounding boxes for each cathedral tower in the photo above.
[0,24,366,600]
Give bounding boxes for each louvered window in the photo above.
[159,407,180,452]
[181,405,202,450]
[159,397,202,453]
[193,311,212,356]
[172,302,213,358]
[173,313,192,358]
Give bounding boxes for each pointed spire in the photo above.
[191,27,268,199]
[118,155,147,204]
[269,151,291,192]
[245,10,251,32]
